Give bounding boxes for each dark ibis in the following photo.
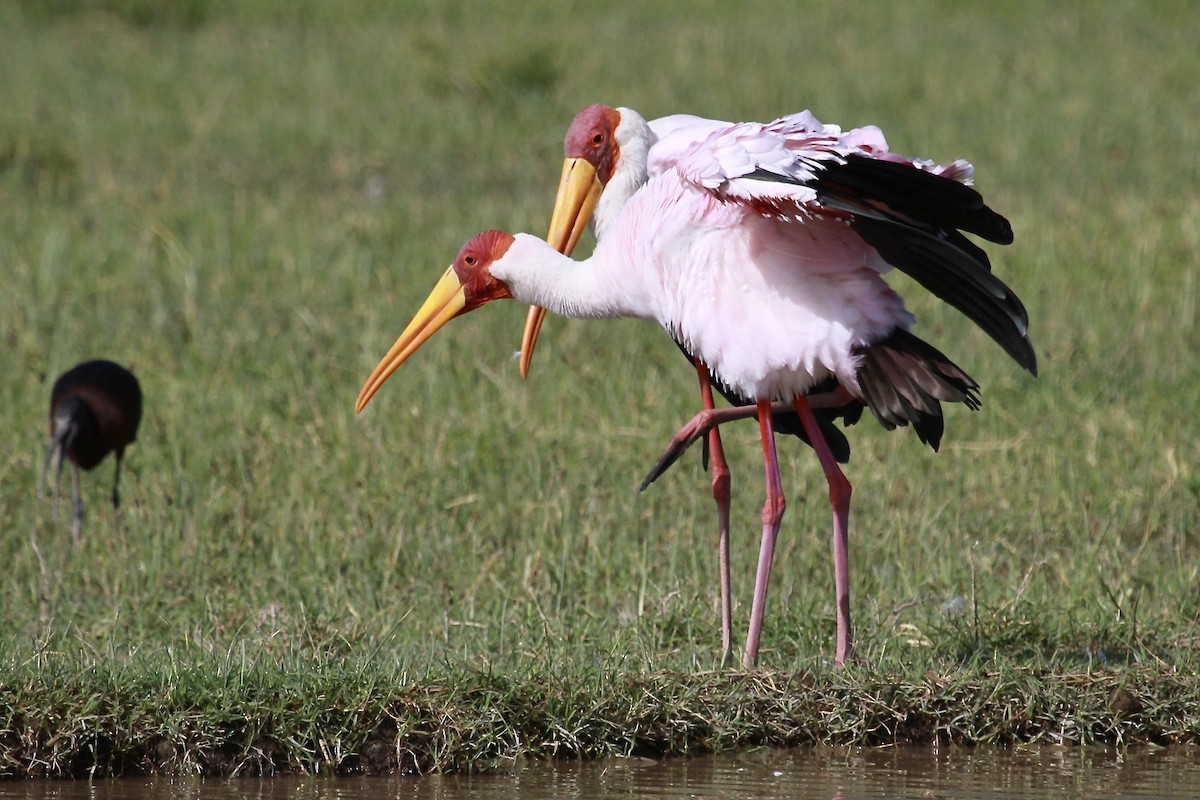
[38,359,142,545]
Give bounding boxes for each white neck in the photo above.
[493,234,648,320]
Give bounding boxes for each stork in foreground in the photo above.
[522,104,862,665]
[356,108,1035,668]
[39,359,143,546]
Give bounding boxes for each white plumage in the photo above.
[358,103,1035,668]
[515,180,910,400]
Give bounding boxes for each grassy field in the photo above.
[1,0,1198,778]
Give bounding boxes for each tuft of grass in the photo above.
[2,641,1197,778]
[1,0,1198,777]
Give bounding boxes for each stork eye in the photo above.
[464,255,476,266]
[592,132,605,145]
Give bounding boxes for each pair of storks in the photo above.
[356,104,1036,668]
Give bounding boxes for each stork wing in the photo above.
[649,110,1036,374]
[659,111,893,219]
[811,154,1036,375]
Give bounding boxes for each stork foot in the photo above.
[640,405,766,490]
[640,388,859,491]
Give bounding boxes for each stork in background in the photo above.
[522,104,864,665]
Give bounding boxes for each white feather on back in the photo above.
[593,173,913,400]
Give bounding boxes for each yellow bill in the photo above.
[519,157,604,378]
[356,266,467,413]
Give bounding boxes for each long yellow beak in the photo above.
[519,157,603,379]
[356,266,466,413]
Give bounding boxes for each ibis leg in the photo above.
[37,441,57,502]
[694,358,733,666]
[744,399,785,669]
[71,464,83,547]
[52,446,67,522]
[791,395,854,667]
[112,450,124,509]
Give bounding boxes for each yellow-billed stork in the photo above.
[356,106,1035,667]
[524,105,864,664]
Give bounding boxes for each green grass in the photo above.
[2,0,1199,778]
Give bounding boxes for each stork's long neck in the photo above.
[494,234,649,321]
[595,159,648,242]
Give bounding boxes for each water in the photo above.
[3,747,1198,799]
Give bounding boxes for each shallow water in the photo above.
[3,746,1199,799]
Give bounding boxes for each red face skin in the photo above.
[451,230,515,313]
[563,104,622,185]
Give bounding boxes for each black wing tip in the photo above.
[994,216,1015,245]
[829,155,1014,244]
[855,329,986,452]
[1023,350,1039,377]
[1006,337,1039,376]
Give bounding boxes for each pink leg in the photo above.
[744,399,785,669]
[640,386,856,491]
[693,358,734,666]
[640,404,760,491]
[791,395,854,667]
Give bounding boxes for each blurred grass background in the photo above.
[0,0,1197,711]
